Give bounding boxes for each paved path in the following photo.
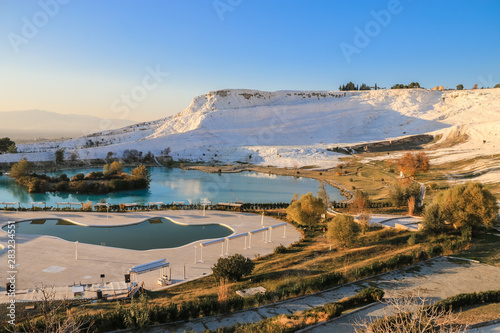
[468,324,500,332]
[148,257,500,332]
[303,257,500,333]
[0,211,301,301]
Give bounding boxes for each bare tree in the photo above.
[354,293,468,333]
[21,284,93,333]
[317,180,330,208]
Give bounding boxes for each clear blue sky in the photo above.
[1,0,499,122]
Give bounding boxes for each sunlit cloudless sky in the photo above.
[1,0,499,122]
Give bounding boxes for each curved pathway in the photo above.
[148,257,500,332]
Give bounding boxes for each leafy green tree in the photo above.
[435,182,498,230]
[456,84,464,90]
[327,214,360,248]
[391,83,405,89]
[9,159,30,179]
[131,165,151,185]
[390,181,421,207]
[211,254,255,282]
[494,83,500,88]
[104,161,124,176]
[71,173,85,181]
[286,192,325,228]
[350,190,371,214]
[340,81,357,91]
[7,144,17,154]
[423,203,447,234]
[0,137,15,153]
[55,149,65,165]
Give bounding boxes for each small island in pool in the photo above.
[8,159,151,194]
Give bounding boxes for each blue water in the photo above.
[3,218,232,250]
[0,167,344,207]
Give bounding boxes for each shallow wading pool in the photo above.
[2,218,233,250]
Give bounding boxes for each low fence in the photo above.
[0,202,291,212]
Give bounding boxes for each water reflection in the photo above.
[0,167,345,207]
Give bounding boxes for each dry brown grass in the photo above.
[144,227,418,308]
[456,302,500,325]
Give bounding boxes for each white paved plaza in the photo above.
[0,210,301,302]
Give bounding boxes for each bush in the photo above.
[423,203,447,234]
[286,192,325,229]
[390,181,421,207]
[72,173,85,181]
[9,159,30,179]
[427,244,443,257]
[431,290,500,312]
[55,181,70,192]
[55,149,65,165]
[327,214,360,248]
[109,179,128,191]
[212,254,255,282]
[407,233,417,246]
[432,182,498,231]
[274,244,286,254]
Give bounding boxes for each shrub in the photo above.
[212,254,255,282]
[9,159,30,179]
[433,182,498,231]
[423,203,447,234]
[274,244,286,254]
[55,181,70,192]
[397,151,430,177]
[327,214,360,248]
[431,290,500,312]
[72,173,85,181]
[286,193,325,229]
[427,244,443,257]
[55,149,65,165]
[389,181,421,207]
[58,173,69,182]
[407,233,417,246]
[131,165,151,185]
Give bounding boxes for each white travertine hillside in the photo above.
[1,88,499,170]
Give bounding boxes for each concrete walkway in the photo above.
[0,210,301,301]
[148,257,500,333]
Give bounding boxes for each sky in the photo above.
[1,0,499,122]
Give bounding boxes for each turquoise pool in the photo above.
[0,167,345,207]
[3,218,232,250]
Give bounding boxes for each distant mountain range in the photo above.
[0,110,136,141]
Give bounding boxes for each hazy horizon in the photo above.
[1,1,499,123]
